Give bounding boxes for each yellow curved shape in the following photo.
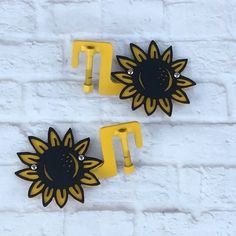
[44,165,53,181]
[164,70,173,92]
[69,153,79,178]
[138,72,145,89]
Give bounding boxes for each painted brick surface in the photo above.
[0,0,235,235]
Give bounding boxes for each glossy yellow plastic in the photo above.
[93,121,143,179]
[72,40,123,95]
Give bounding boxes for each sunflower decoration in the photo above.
[15,128,103,208]
[111,40,196,116]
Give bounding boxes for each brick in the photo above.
[139,124,236,165]
[166,0,231,39]
[179,167,236,211]
[137,211,236,236]
[81,166,178,208]
[0,125,26,165]
[102,0,164,35]
[201,167,236,209]
[64,211,134,236]
[0,0,35,34]
[0,81,22,121]
[48,2,101,34]
[173,41,236,79]
[48,0,97,2]
[225,1,236,38]
[0,42,63,76]
[23,80,122,122]
[0,166,45,211]
[229,82,236,119]
[0,212,63,236]
[171,82,227,121]
[179,168,201,209]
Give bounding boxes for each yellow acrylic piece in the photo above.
[72,40,123,95]
[92,121,143,179]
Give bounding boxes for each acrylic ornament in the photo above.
[111,40,196,116]
[15,128,102,208]
[16,122,143,208]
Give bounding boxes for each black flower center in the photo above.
[37,146,82,188]
[132,59,176,99]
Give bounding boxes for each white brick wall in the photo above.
[0,0,235,235]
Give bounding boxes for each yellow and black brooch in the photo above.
[111,40,196,116]
[15,128,102,208]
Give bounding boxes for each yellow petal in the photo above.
[117,56,137,70]
[171,89,190,103]
[17,152,40,165]
[83,158,103,170]
[132,93,145,110]
[74,138,90,155]
[144,98,157,116]
[148,40,160,59]
[55,189,68,208]
[48,127,61,147]
[177,77,196,88]
[111,72,133,84]
[42,187,54,207]
[28,180,44,197]
[29,136,48,154]
[81,172,100,186]
[162,46,173,63]
[15,168,39,181]
[159,98,172,116]
[63,128,74,148]
[130,43,147,62]
[69,184,84,203]
[120,86,137,99]
[171,59,187,72]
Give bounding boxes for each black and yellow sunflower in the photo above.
[112,40,196,116]
[15,128,102,208]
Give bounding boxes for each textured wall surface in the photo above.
[0,0,236,235]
